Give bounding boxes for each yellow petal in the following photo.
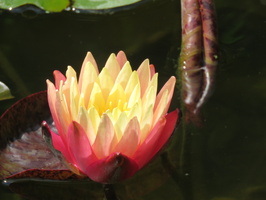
[115,61,132,89]
[61,66,77,108]
[104,53,121,81]
[137,59,150,97]
[87,107,101,135]
[154,76,176,114]
[69,77,79,120]
[58,80,71,120]
[79,62,98,107]
[127,82,141,109]
[88,82,105,116]
[141,73,158,112]
[111,107,122,121]
[140,105,153,143]
[125,71,140,100]
[147,73,158,94]
[113,111,129,141]
[106,83,126,111]
[79,52,99,79]
[96,67,114,100]
[153,89,168,127]
[55,91,71,135]
[113,117,140,157]
[127,101,142,122]
[47,79,57,116]
[78,106,96,144]
[92,114,117,159]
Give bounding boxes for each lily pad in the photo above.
[0,0,143,12]
[0,82,14,101]
[0,0,70,12]
[4,179,102,200]
[73,0,142,10]
[0,91,80,180]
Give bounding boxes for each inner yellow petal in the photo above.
[92,114,117,158]
[70,77,79,120]
[88,82,106,116]
[137,59,151,97]
[104,53,121,81]
[87,107,101,135]
[115,61,133,89]
[127,83,140,109]
[140,105,153,143]
[127,101,142,122]
[79,62,98,107]
[96,67,114,100]
[125,71,140,99]
[153,89,168,127]
[106,83,127,112]
[114,112,129,141]
[78,106,96,144]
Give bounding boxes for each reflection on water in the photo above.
[1,0,266,199]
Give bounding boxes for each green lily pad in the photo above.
[0,0,70,12]
[0,82,14,101]
[0,0,142,12]
[73,0,142,10]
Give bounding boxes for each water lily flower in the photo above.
[45,51,179,183]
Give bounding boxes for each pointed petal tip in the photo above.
[117,50,125,55]
[149,64,156,76]
[116,51,128,68]
[165,108,180,123]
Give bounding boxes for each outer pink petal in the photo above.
[53,70,66,89]
[132,109,179,168]
[67,121,97,174]
[84,152,139,183]
[43,122,74,165]
[116,51,128,68]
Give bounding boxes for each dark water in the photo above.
[1,0,266,200]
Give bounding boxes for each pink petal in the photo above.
[42,121,73,164]
[84,152,139,183]
[53,70,66,89]
[150,64,156,77]
[67,121,96,173]
[132,109,179,168]
[116,51,128,68]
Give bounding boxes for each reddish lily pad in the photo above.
[0,91,79,180]
[3,178,103,200]
[5,169,84,180]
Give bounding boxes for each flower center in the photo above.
[107,100,128,113]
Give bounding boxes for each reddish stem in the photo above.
[179,0,218,125]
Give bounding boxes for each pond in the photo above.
[0,0,266,199]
